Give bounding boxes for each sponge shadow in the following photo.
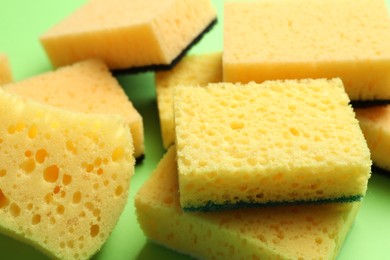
[371,165,390,178]
[0,232,49,260]
[136,241,190,260]
[115,71,165,165]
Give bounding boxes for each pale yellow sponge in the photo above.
[0,54,12,84]
[223,0,390,101]
[3,59,144,158]
[155,52,222,148]
[355,105,390,171]
[173,79,371,211]
[0,88,134,260]
[135,147,361,260]
[40,0,217,70]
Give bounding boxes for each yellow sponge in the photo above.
[223,0,390,101]
[355,105,390,171]
[135,147,361,260]
[3,59,144,158]
[0,88,134,260]
[0,54,12,84]
[155,52,222,148]
[40,0,217,71]
[173,79,371,211]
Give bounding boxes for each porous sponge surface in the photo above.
[135,147,360,260]
[0,88,134,260]
[40,0,216,69]
[223,0,390,100]
[155,52,222,148]
[3,59,144,158]
[355,105,390,171]
[173,79,371,210]
[0,54,12,84]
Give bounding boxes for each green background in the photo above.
[0,0,390,259]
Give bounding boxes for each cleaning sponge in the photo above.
[223,0,390,100]
[0,88,134,259]
[173,79,371,211]
[40,0,217,71]
[355,105,390,171]
[3,59,144,158]
[135,146,361,260]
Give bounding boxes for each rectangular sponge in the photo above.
[40,0,216,70]
[355,105,390,171]
[173,79,371,211]
[0,88,134,260]
[135,146,361,260]
[0,54,12,84]
[155,52,222,148]
[3,59,144,158]
[223,0,390,101]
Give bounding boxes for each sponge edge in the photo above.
[3,59,144,158]
[0,88,134,260]
[173,79,371,211]
[113,19,217,74]
[155,52,222,148]
[40,0,217,71]
[135,146,361,260]
[355,105,390,171]
[0,54,12,84]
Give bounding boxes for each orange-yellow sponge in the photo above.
[0,88,134,259]
[0,54,12,84]
[135,147,361,260]
[40,0,216,71]
[3,59,144,158]
[173,79,371,211]
[155,52,222,148]
[355,105,390,171]
[223,0,390,100]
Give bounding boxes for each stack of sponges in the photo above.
[136,1,390,258]
[0,0,220,258]
[136,146,361,260]
[137,55,372,259]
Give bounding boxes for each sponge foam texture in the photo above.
[355,105,390,171]
[156,52,222,148]
[174,79,371,210]
[3,59,144,158]
[135,146,361,260]
[0,88,134,260]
